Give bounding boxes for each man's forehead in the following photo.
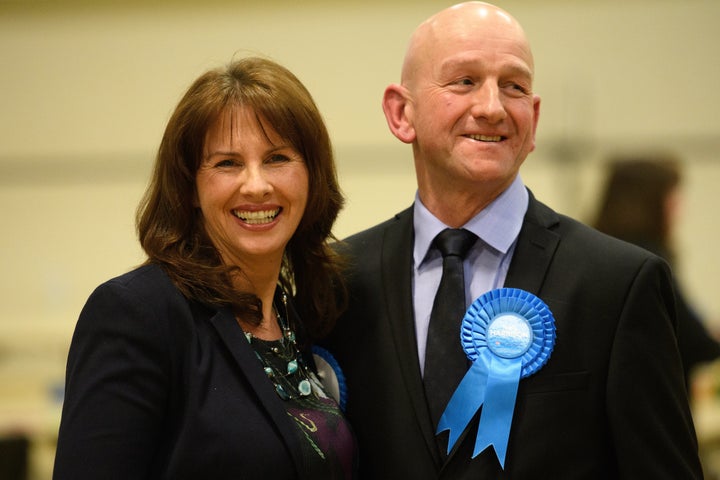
[435,52,533,79]
[402,2,533,83]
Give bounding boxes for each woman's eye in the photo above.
[267,154,290,164]
[215,159,236,167]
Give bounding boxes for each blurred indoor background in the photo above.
[1,0,719,478]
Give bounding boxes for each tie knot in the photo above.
[433,228,477,259]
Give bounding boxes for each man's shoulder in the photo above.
[531,199,658,264]
[340,206,413,248]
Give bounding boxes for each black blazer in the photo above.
[53,264,308,479]
[324,194,702,479]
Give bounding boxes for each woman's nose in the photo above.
[239,164,272,198]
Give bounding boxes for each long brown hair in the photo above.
[594,154,681,263]
[136,56,345,338]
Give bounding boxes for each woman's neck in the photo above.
[234,268,283,341]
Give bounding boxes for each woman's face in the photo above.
[195,106,309,270]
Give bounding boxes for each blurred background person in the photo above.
[593,154,720,390]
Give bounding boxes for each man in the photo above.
[325,2,703,478]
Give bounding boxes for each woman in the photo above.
[53,57,357,479]
[594,154,720,389]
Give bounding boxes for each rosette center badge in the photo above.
[437,288,556,468]
[486,314,533,358]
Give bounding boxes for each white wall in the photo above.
[1,1,719,475]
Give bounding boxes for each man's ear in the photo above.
[382,84,416,144]
[529,94,541,152]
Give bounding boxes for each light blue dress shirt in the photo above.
[412,175,529,375]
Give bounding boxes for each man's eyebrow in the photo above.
[438,57,532,79]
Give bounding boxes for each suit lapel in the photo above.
[441,192,561,470]
[381,207,443,463]
[209,308,305,476]
[504,192,561,294]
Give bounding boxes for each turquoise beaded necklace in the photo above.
[244,292,314,400]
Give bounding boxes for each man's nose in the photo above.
[469,82,507,123]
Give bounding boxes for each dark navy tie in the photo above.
[424,228,478,429]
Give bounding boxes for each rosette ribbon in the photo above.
[436,288,556,468]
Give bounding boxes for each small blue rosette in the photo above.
[436,288,556,468]
[312,345,348,412]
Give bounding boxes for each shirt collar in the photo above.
[413,175,529,266]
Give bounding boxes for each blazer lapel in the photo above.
[441,192,562,471]
[504,192,561,294]
[381,207,443,463]
[209,308,305,476]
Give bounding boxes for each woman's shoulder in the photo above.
[104,262,171,286]
[86,263,187,313]
[77,263,203,349]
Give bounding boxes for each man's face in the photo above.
[404,6,541,200]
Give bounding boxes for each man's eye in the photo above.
[446,78,474,91]
[503,82,529,95]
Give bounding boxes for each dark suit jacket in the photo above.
[628,240,720,387]
[324,194,702,479]
[53,264,308,479]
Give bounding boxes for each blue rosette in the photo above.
[312,345,348,412]
[437,288,556,468]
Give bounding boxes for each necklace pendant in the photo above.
[275,384,290,400]
[298,379,312,396]
[287,359,298,374]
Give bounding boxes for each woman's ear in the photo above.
[382,84,416,144]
